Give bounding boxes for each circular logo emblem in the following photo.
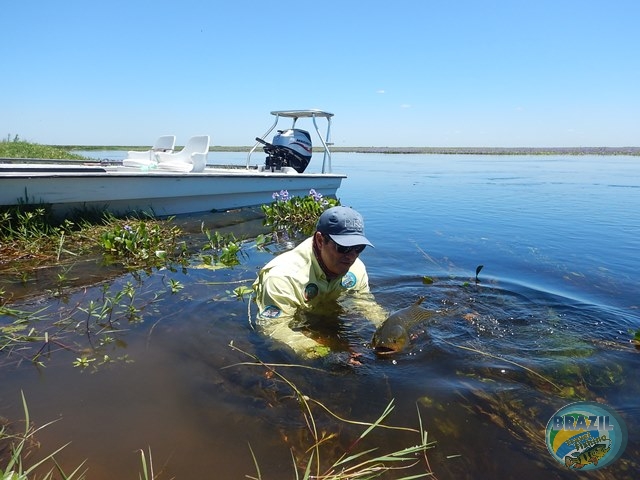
[259,305,282,319]
[304,283,319,301]
[545,401,627,470]
[341,272,357,289]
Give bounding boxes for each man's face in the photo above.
[315,232,363,277]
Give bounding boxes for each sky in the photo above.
[1,0,639,148]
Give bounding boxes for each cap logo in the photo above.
[343,217,363,232]
[316,206,371,247]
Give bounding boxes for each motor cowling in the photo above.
[263,129,312,173]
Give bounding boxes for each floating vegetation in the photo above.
[0,278,172,370]
[261,189,340,238]
[199,226,245,267]
[1,188,339,369]
[100,215,188,269]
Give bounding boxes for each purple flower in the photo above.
[272,190,290,201]
[309,189,323,202]
[124,225,133,233]
[279,190,290,201]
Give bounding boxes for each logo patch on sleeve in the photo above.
[260,305,282,318]
[341,272,357,289]
[304,283,319,301]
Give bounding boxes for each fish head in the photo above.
[591,443,610,459]
[371,323,408,355]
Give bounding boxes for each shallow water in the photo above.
[1,153,639,479]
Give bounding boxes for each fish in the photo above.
[564,443,610,469]
[371,297,434,355]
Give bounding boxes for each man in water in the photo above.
[253,206,387,359]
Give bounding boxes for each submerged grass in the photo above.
[0,391,87,479]
[226,343,440,479]
[1,392,161,480]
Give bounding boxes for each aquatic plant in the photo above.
[100,217,187,268]
[226,343,438,479]
[200,227,245,267]
[0,392,87,479]
[1,279,167,370]
[262,189,340,237]
[1,392,161,479]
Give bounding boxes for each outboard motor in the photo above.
[256,129,312,173]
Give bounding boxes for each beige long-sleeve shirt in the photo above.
[252,237,387,358]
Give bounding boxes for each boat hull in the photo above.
[0,164,345,217]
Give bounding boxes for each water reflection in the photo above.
[2,248,638,479]
[2,153,639,479]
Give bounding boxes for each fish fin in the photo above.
[415,296,426,306]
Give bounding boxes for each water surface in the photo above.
[1,153,639,479]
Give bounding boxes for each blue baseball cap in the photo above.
[316,206,373,247]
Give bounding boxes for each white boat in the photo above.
[0,110,345,217]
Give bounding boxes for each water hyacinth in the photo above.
[309,188,326,204]
[100,219,186,268]
[272,189,291,202]
[261,189,340,238]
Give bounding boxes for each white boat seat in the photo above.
[155,135,210,173]
[122,135,177,168]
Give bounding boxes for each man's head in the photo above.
[314,206,372,277]
[316,206,373,247]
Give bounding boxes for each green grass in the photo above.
[0,136,87,161]
[0,392,87,479]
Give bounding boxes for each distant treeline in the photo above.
[68,145,640,156]
[328,146,640,155]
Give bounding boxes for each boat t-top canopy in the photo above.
[270,109,334,119]
[247,109,335,173]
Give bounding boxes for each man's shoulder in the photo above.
[263,238,314,273]
[351,257,368,274]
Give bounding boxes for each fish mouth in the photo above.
[373,346,398,355]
